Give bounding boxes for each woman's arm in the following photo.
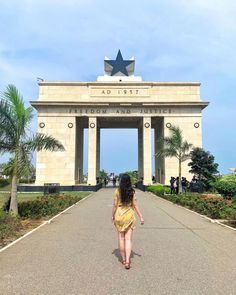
[111,192,118,222]
[132,194,144,224]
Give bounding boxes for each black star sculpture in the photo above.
[105,50,134,76]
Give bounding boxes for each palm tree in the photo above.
[3,156,36,183]
[156,126,193,193]
[0,84,64,214]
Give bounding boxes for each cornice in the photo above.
[30,101,209,110]
[38,81,201,87]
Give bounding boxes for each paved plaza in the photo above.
[1,188,236,295]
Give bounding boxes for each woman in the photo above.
[112,174,144,269]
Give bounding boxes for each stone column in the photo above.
[154,127,158,182]
[138,126,143,179]
[154,118,164,184]
[35,116,77,185]
[143,117,152,185]
[77,125,84,184]
[87,117,97,185]
[96,127,100,179]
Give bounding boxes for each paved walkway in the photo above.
[1,188,236,295]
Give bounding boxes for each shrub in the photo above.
[0,178,10,188]
[2,195,11,211]
[219,205,235,219]
[213,174,236,199]
[147,185,170,196]
[19,178,35,184]
[148,187,236,220]
[18,194,82,219]
[0,210,22,241]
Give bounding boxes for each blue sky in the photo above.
[0,0,235,175]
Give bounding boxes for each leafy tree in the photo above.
[99,169,109,180]
[123,170,138,185]
[156,126,193,193]
[213,174,236,199]
[0,84,64,214]
[188,147,219,189]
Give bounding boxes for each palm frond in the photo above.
[157,147,178,158]
[182,140,193,151]
[0,99,17,141]
[24,106,34,125]
[1,85,25,116]
[0,141,16,153]
[1,85,31,137]
[155,125,193,164]
[25,133,65,152]
[169,126,183,147]
[15,146,32,177]
[181,154,191,162]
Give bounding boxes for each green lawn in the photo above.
[0,183,11,191]
[0,191,90,209]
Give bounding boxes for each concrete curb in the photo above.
[147,191,236,232]
[0,192,94,254]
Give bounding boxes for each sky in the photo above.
[0,0,235,175]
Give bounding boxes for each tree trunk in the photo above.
[178,159,182,193]
[9,175,18,215]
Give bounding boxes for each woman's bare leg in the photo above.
[118,231,125,262]
[124,228,133,264]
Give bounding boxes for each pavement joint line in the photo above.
[0,192,94,254]
[147,192,236,232]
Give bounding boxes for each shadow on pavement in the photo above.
[112,248,142,262]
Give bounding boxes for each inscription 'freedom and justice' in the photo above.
[68,108,172,114]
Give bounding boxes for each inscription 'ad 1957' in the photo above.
[89,87,149,97]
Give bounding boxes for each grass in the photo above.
[0,183,11,191]
[0,193,41,208]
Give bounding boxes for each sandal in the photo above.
[125,262,130,269]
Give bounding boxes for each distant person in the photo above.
[104,178,108,187]
[152,175,156,183]
[170,177,176,194]
[191,175,198,183]
[190,175,198,192]
[112,177,117,187]
[175,177,179,194]
[181,177,187,193]
[112,174,144,269]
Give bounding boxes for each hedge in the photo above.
[0,178,10,188]
[147,185,236,220]
[146,185,170,196]
[17,194,83,219]
[212,174,236,199]
[0,210,22,242]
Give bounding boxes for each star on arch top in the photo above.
[104,50,135,76]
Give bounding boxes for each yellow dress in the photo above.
[113,188,136,232]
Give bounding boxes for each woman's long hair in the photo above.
[119,174,135,205]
